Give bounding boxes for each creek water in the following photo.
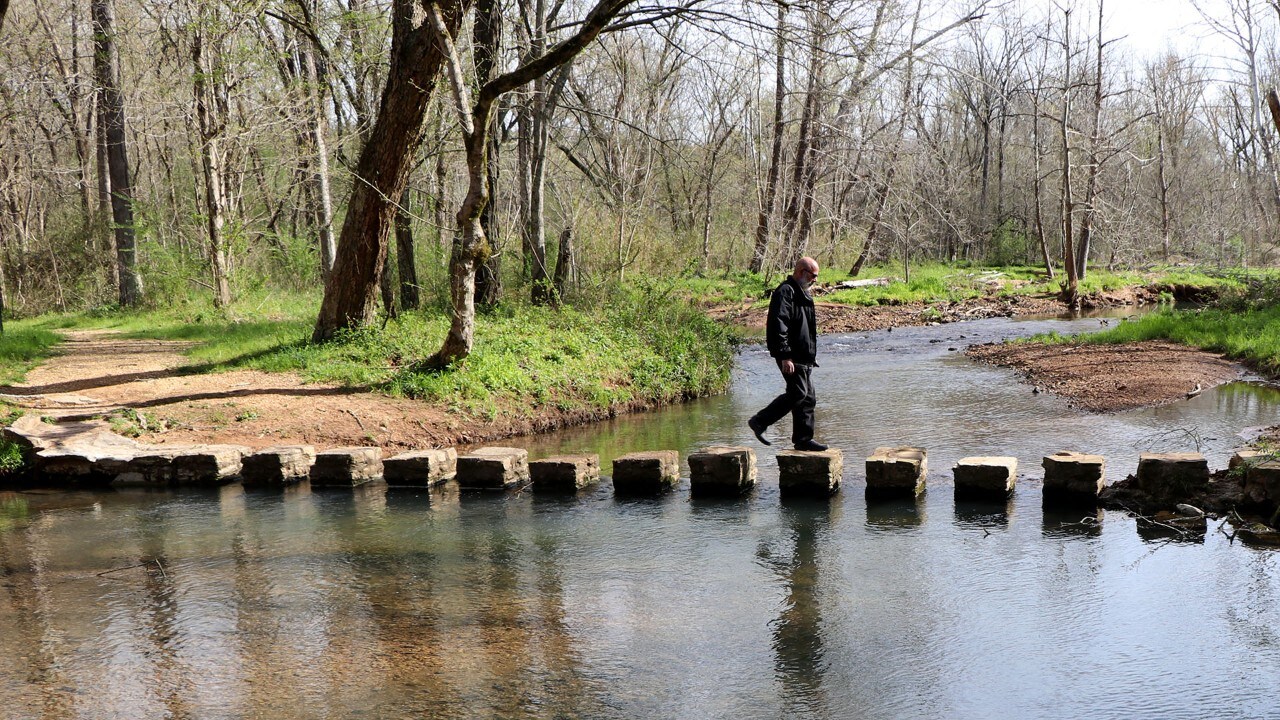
[2,311,1280,719]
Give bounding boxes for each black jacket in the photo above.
[765,276,818,366]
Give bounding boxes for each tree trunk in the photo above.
[750,0,787,274]
[552,225,573,301]
[313,0,467,342]
[394,192,420,310]
[92,0,142,307]
[473,0,503,306]
[191,23,232,308]
[300,32,337,281]
[1072,0,1105,282]
[1059,7,1079,306]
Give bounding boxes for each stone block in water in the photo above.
[866,446,927,498]
[530,454,600,493]
[777,448,843,498]
[1232,450,1280,510]
[954,456,1017,500]
[170,445,249,485]
[242,445,316,485]
[1136,452,1209,504]
[1042,451,1105,503]
[612,450,679,495]
[457,447,530,490]
[311,446,383,487]
[688,446,757,497]
[384,448,458,486]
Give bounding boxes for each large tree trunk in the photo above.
[313,0,467,342]
[1058,7,1079,306]
[1072,0,1105,282]
[92,0,142,307]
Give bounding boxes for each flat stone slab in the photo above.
[311,447,383,487]
[954,456,1017,499]
[1137,452,1209,502]
[1042,451,1105,501]
[612,450,679,495]
[456,447,530,491]
[384,448,458,486]
[242,446,316,485]
[530,454,600,493]
[866,446,927,497]
[777,448,843,498]
[688,446,757,497]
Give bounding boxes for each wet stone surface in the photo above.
[612,450,679,496]
[384,448,458,487]
[777,449,844,498]
[310,446,384,487]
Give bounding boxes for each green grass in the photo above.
[668,262,1248,310]
[1035,304,1280,375]
[0,322,64,385]
[33,285,738,421]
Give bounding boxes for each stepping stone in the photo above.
[612,450,679,496]
[1231,451,1280,510]
[777,448,843,498]
[530,454,600,493]
[689,446,757,497]
[170,445,249,485]
[1136,452,1209,504]
[1042,451,1105,503]
[866,446,927,498]
[456,447,530,490]
[242,446,316,485]
[954,456,1017,500]
[311,446,383,487]
[384,448,458,487]
[108,448,181,486]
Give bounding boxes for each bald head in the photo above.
[793,257,819,288]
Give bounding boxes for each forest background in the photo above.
[3,0,1280,420]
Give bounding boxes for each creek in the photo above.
[1,310,1278,719]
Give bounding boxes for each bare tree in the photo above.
[92,0,142,306]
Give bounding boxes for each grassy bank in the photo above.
[0,322,65,385]
[35,284,739,421]
[1037,304,1280,375]
[674,262,1246,308]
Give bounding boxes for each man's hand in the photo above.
[778,359,795,375]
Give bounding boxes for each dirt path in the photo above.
[0,330,575,451]
[965,340,1247,412]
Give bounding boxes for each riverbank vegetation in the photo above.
[1034,274,1280,375]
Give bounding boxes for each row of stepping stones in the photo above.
[14,422,1278,510]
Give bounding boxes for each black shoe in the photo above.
[793,439,828,452]
[747,417,772,446]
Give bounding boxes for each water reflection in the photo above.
[760,500,834,717]
[953,499,1012,530]
[1042,507,1104,538]
[865,497,926,531]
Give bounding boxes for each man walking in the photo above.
[748,257,828,452]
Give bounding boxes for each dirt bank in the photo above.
[965,340,1246,412]
[0,330,657,452]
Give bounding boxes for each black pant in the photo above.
[752,364,816,444]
